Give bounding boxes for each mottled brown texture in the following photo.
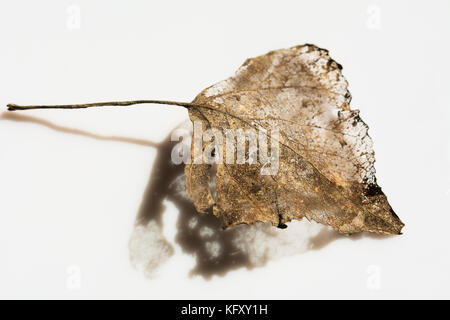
[185,44,404,235]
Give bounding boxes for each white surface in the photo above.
[0,0,449,299]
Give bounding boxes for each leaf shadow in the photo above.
[1,113,392,279]
[131,123,349,279]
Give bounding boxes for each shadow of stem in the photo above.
[0,112,159,147]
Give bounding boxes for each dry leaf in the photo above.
[185,44,404,235]
[7,44,404,236]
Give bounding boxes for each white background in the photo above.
[0,0,449,299]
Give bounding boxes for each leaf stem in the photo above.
[7,100,198,111]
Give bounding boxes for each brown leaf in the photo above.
[185,44,404,235]
[6,44,404,236]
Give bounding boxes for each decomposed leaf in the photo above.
[185,44,404,235]
[7,44,404,235]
